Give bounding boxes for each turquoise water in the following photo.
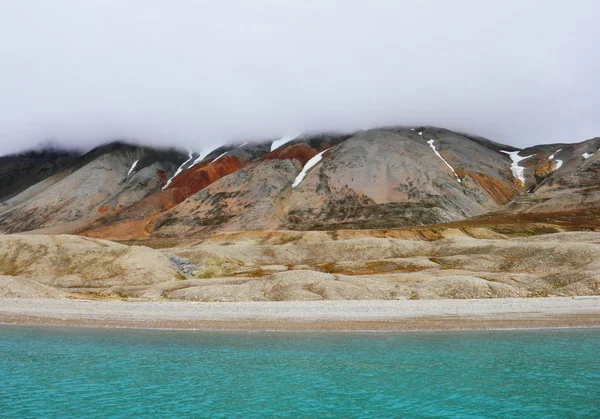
[0,327,598,418]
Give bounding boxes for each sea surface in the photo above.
[0,326,598,418]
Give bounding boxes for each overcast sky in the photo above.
[0,0,598,155]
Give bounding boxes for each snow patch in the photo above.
[427,139,461,183]
[191,145,220,167]
[582,152,591,159]
[292,148,330,188]
[127,160,139,177]
[162,150,193,190]
[417,131,423,136]
[237,142,248,148]
[211,151,228,164]
[548,148,563,170]
[500,150,532,184]
[271,134,299,152]
[548,148,562,160]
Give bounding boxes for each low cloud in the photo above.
[0,0,598,155]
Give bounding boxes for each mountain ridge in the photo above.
[1,126,598,239]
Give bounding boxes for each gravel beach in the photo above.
[1,297,599,331]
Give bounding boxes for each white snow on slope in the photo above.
[127,160,139,177]
[271,134,299,152]
[427,139,461,183]
[237,142,248,148]
[548,148,563,170]
[548,148,562,160]
[292,148,330,188]
[162,150,193,190]
[191,145,221,167]
[582,152,592,159]
[211,151,228,163]
[500,150,532,184]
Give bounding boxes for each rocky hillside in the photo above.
[0,142,187,234]
[1,127,598,238]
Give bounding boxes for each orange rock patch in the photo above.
[466,172,518,204]
[261,144,318,166]
[533,160,556,181]
[165,155,245,197]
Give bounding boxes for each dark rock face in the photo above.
[0,147,82,201]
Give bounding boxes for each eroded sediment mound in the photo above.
[2,231,598,301]
[0,235,180,296]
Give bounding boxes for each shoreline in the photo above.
[1,297,599,332]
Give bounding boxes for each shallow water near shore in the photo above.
[1,326,599,418]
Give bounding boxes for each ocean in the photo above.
[0,326,598,418]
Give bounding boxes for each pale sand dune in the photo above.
[0,297,599,331]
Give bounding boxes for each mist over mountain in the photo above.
[1,1,599,156]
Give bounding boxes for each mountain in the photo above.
[0,142,188,234]
[1,127,598,239]
[494,137,600,217]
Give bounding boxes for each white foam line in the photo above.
[500,150,532,184]
[292,148,330,188]
[162,150,193,190]
[271,134,299,152]
[127,160,139,177]
[427,139,461,183]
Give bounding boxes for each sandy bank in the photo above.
[1,297,599,331]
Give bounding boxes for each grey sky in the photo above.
[0,0,598,156]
